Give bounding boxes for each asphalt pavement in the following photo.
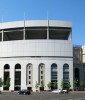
[0,91,85,100]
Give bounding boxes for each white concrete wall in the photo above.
[0,57,73,91]
[0,40,72,57]
[0,39,73,91]
[9,63,15,91]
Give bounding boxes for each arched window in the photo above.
[4,64,10,69]
[15,63,21,91]
[38,63,45,85]
[51,63,57,89]
[4,64,10,90]
[15,64,21,69]
[26,63,33,86]
[63,64,69,88]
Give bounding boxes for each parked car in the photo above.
[52,89,63,94]
[62,89,68,93]
[18,90,31,95]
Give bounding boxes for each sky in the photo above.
[0,0,85,46]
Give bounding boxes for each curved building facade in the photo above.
[0,20,73,91]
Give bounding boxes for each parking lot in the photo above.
[0,91,85,100]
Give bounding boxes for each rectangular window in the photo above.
[29,81,31,84]
[51,76,57,80]
[29,71,31,74]
[63,69,69,72]
[41,71,43,74]
[29,76,31,79]
[51,68,57,72]
[41,76,43,79]
[63,75,69,79]
[51,72,57,76]
[63,72,69,74]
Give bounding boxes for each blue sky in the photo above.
[0,0,85,46]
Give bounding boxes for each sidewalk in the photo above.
[70,91,85,93]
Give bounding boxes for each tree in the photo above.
[53,81,57,89]
[0,78,3,91]
[61,80,64,89]
[6,77,10,88]
[35,81,38,90]
[47,82,51,90]
[0,78,3,87]
[67,79,71,90]
[74,79,78,88]
[80,81,84,89]
[40,80,44,90]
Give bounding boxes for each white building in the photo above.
[0,20,73,91]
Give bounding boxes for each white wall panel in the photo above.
[0,40,72,57]
[0,20,72,29]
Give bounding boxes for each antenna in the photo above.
[47,11,49,39]
[23,12,26,40]
[24,12,25,29]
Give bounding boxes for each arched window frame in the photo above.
[26,63,33,86]
[51,63,57,89]
[38,63,45,85]
[63,63,69,88]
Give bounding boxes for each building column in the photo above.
[10,64,15,91]
[69,61,73,89]
[47,20,49,39]
[70,31,72,40]
[23,29,25,40]
[21,63,27,90]
[23,19,25,40]
[0,63,4,91]
[44,63,51,90]
[2,30,3,41]
[32,63,39,92]
[58,62,63,89]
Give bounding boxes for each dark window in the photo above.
[29,71,31,74]
[63,64,69,88]
[4,64,10,69]
[29,81,31,84]
[15,64,21,69]
[29,76,31,79]
[15,72,21,85]
[41,76,43,79]
[41,71,43,74]
[51,63,57,89]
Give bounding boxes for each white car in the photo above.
[62,89,68,93]
[52,89,63,93]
